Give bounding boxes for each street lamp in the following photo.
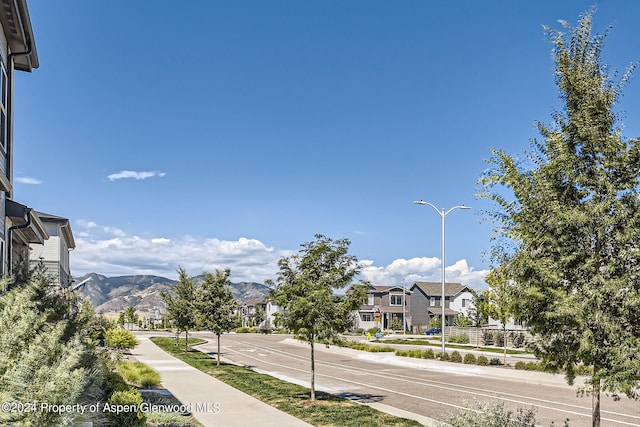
[413,200,470,354]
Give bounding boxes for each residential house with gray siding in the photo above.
[29,212,75,287]
[409,281,473,331]
[355,285,412,332]
[0,0,39,276]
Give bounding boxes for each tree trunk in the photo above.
[175,330,179,346]
[310,337,316,401]
[503,325,507,366]
[217,333,221,366]
[185,330,189,353]
[592,367,601,427]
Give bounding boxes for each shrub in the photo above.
[235,327,250,333]
[463,353,476,364]
[476,355,489,366]
[117,361,161,388]
[366,327,380,336]
[482,330,495,345]
[105,328,139,350]
[515,361,527,370]
[575,364,593,376]
[107,387,146,427]
[440,352,450,361]
[447,401,538,427]
[489,357,503,366]
[511,332,526,348]
[424,348,435,359]
[448,333,470,344]
[396,350,425,359]
[494,332,505,347]
[526,362,540,371]
[450,351,463,363]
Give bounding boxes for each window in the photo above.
[390,295,403,306]
[430,297,436,306]
[462,299,469,308]
[361,313,373,322]
[0,61,6,151]
[367,294,374,305]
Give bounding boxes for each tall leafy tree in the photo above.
[196,269,237,366]
[479,10,640,426]
[0,274,99,426]
[484,267,517,365]
[269,234,368,401]
[161,267,198,352]
[467,289,489,348]
[124,306,138,330]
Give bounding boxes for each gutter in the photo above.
[7,206,32,275]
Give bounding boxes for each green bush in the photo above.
[450,351,462,363]
[515,361,527,370]
[463,353,476,364]
[395,349,425,358]
[235,327,250,333]
[447,402,537,426]
[107,387,146,427]
[448,333,470,344]
[424,348,435,359]
[476,355,489,366]
[105,328,139,350]
[117,361,161,388]
[366,327,380,336]
[482,330,495,345]
[440,352,450,361]
[489,357,503,366]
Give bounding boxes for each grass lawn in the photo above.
[150,337,422,427]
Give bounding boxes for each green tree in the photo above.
[253,304,265,328]
[161,267,198,352]
[479,10,640,426]
[0,274,99,426]
[467,289,490,348]
[196,269,237,366]
[485,267,517,365]
[269,234,368,401]
[124,306,138,330]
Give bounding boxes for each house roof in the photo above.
[6,199,48,244]
[35,211,76,249]
[410,281,471,298]
[0,0,39,71]
[368,285,412,294]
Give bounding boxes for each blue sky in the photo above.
[13,1,640,288]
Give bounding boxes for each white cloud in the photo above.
[16,176,42,185]
[360,256,489,290]
[70,221,488,288]
[71,222,293,282]
[107,170,166,181]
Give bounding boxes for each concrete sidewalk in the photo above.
[131,334,312,427]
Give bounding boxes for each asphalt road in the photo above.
[191,332,640,427]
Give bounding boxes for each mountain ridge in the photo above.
[74,272,271,316]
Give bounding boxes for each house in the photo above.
[356,285,412,332]
[6,199,47,277]
[29,212,75,287]
[409,281,474,331]
[239,298,282,330]
[0,0,39,276]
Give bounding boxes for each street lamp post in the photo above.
[413,200,470,354]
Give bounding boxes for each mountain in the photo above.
[74,273,271,315]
